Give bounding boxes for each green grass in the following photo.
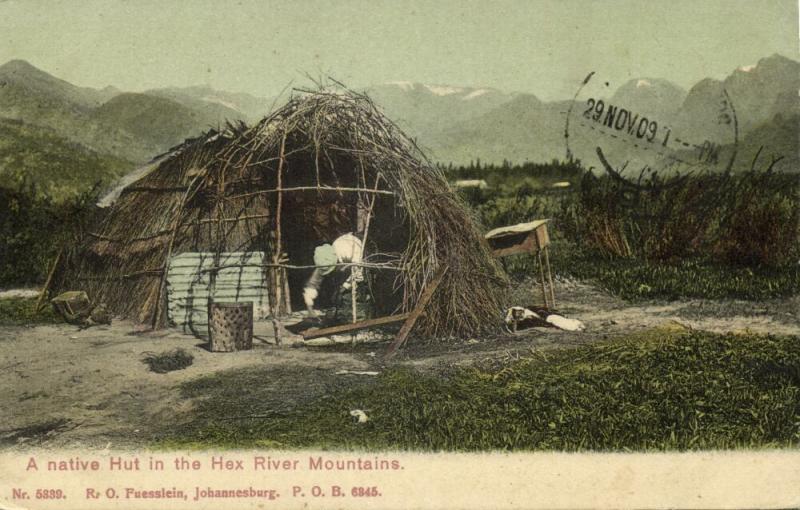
[562,256,800,301]
[500,241,800,302]
[160,329,800,451]
[0,297,59,326]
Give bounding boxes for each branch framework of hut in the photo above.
[52,89,509,338]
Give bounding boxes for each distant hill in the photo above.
[718,113,800,174]
[400,55,799,167]
[0,55,795,201]
[91,92,225,151]
[0,60,259,164]
[427,94,569,164]
[0,117,133,201]
[0,60,163,162]
[145,85,270,124]
[675,54,800,143]
[365,82,516,144]
[610,78,687,122]
[0,59,118,109]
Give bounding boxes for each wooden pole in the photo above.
[226,186,395,201]
[350,267,358,323]
[301,312,411,339]
[543,245,556,308]
[269,133,287,344]
[36,248,63,311]
[198,261,402,272]
[353,174,382,324]
[537,250,549,309]
[384,265,448,359]
[282,260,292,313]
[209,165,227,320]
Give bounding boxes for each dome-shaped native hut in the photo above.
[50,89,508,338]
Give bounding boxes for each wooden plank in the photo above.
[485,219,548,239]
[384,265,448,359]
[301,313,411,339]
[488,232,537,258]
[535,223,550,249]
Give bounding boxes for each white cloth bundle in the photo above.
[303,233,364,312]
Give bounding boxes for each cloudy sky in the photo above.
[0,0,797,100]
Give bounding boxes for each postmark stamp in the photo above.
[565,71,739,179]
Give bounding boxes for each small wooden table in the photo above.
[485,219,555,309]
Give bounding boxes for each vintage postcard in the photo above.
[0,0,798,508]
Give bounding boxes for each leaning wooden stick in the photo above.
[384,265,448,359]
[36,247,62,311]
[543,245,556,308]
[301,313,412,339]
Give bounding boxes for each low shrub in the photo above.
[0,297,59,327]
[574,165,800,267]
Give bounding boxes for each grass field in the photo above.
[501,241,800,302]
[0,297,58,326]
[160,328,800,451]
[449,161,800,303]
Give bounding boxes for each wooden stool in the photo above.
[485,220,556,309]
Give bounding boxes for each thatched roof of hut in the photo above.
[53,88,508,338]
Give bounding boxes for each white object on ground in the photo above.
[545,314,585,331]
[504,306,541,324]
[336,370,379,376]
[0,289,40,299]
[504,306,585,332]
[350,409,369,423]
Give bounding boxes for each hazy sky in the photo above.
[0,0,797,100]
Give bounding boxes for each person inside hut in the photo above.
[303,233,364,315]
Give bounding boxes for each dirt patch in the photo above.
[0,279,797,450]
[0,418,72,447]
[0,321,378,450]
[396,278,800,370]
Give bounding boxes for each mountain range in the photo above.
[403,55,798,172]
[0,54,796,199]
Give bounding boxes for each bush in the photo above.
[713,169,800,267]
[0,297,59,326]
[0,185,98,287]
[574,167,800,267]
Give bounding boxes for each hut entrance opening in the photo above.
[278,149,407,317]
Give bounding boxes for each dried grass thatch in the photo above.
[53,88,508,338]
